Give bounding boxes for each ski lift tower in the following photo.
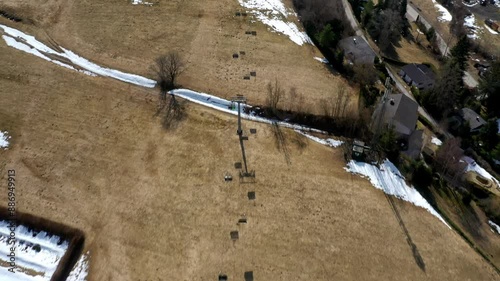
[231,95,255,180]
[231,95,247,136]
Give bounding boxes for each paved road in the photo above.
[341,0,365,37]
[465,1,500,21]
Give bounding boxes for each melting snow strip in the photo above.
[170,89,327,134]
[488,220,500,234]
[345,160,451,228]
[295,130,343,147]
[313,57,329,64]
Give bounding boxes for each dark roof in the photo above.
[401,64,435,85]
[381,94,419,135]
[461,108,486,131]
[338,36,376,65]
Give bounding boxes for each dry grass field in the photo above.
[394,22,442,69]
[0,0,356,115]
[0,28,499,281]
[0,0,499,280]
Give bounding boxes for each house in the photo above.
[460,108,486,132]
[399,64,435,91]
[338,36,376,65]
[372,93,419,137]
[372,93,423,158]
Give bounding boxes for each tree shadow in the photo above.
[385,194,426,272]
[446,186,486,241]
[161,95,186,130]
[272,122,291,165]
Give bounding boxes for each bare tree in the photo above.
[320,86,352,118]
[449,3,467,38]
[435,138,466,182]
[151,52,185,103]
[289,87,307,114]
[353,64,378,86]
[162,95,185,130]
[266,79,285,114]
[287,87,297,112]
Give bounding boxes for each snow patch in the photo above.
[0,221,69,281]
[0,131,11,149]
[431,137,442,146]
[345,160,450,228]
[489,220,500,234]
[239,0,289,15]
[66,252,90,281]
[0,24,155,88]
[237,0,312,45]
[132,0,153,5]
[432,0,452,22]
[295,130,343,147]
[463,14,482,39]
[313,57,329,64]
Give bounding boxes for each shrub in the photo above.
[33,244,41,252]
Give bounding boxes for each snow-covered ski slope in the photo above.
[0,221,68,280]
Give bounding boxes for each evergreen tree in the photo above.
[480,61,500,117]
[450,35,470,71]
[315,24,336,48]
[425,59,464,119]
[378,126,399,161]
[400,0,408,18]
[479,119,499,150]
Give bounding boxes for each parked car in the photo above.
[485,19,500,32]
